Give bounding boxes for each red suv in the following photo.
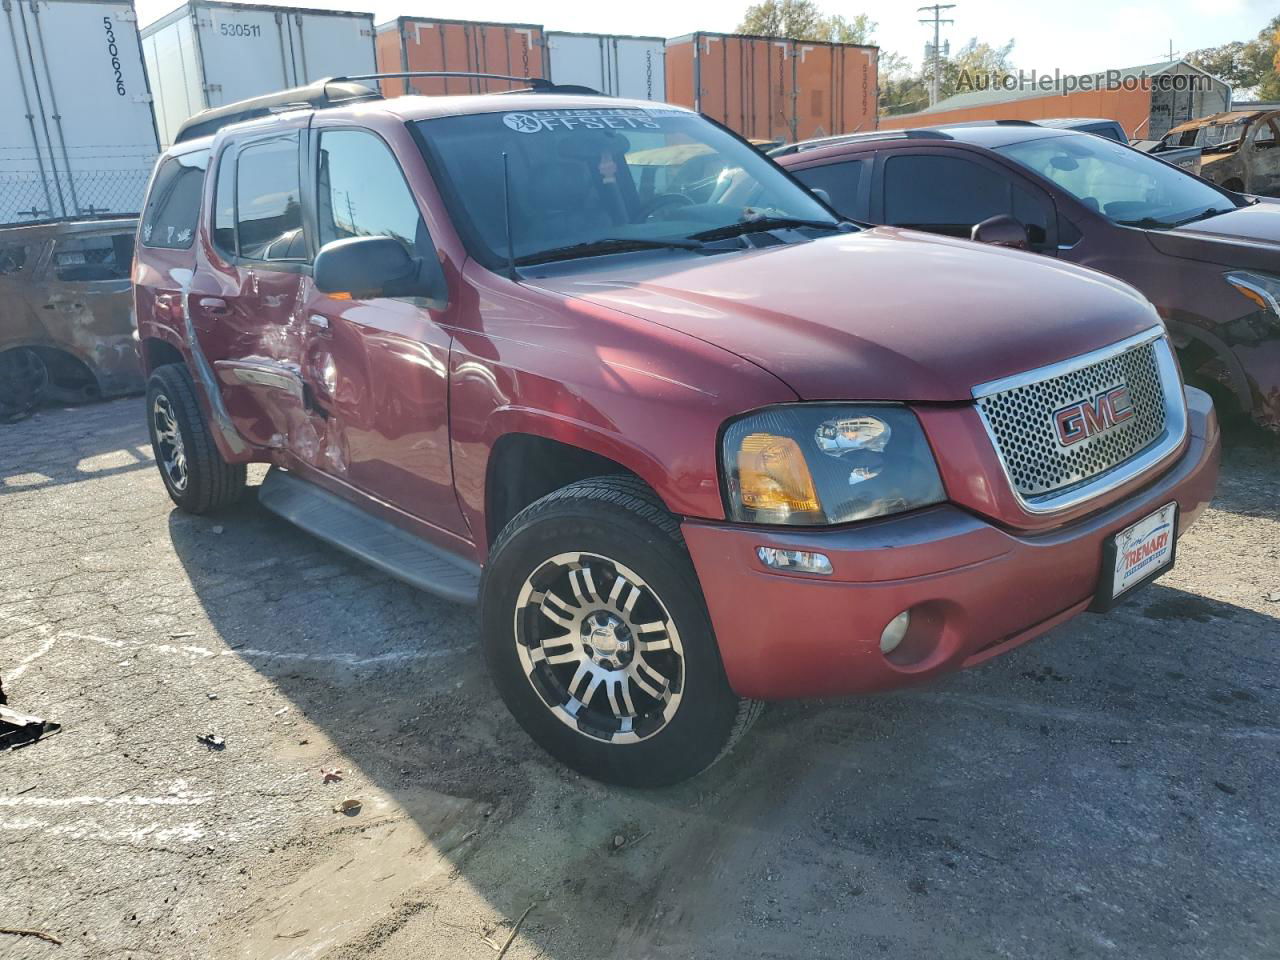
[133,79,1220,786]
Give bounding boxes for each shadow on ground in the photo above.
[160,451,1280,959]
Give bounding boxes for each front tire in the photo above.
[146,364,246,514]
[480,476,760,787]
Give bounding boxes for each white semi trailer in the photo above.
[1,0,160,225]
[544,32,665,101]
[141,0,377,148]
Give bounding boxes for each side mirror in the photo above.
[810,187,833,206]
[314,236,445,304]
[971,215,1030,250]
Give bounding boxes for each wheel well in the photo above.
[485,434,646,546]
[142,337,184,374]
[19,346,99,399]
[1222,178,1245,192]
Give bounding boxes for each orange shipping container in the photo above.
[665,32,877,142]
[375,18,546,97]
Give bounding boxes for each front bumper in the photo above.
[683,387,1221,700]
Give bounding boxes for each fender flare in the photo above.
[1163,318,1252,413]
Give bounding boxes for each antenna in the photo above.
[501,152,518,280]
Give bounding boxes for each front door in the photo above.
[191,131,311,450]
[1244,118,1280,196]
[298,125,465,535]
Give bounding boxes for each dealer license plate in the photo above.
[1103,502,1178,603]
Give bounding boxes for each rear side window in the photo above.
[883,153,1050,244]
[52,233,134,282]
[141,150,209,249]
[316,129,429,254]
[234,135,306,262]
[792,158,872,220]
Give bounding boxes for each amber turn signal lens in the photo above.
[736,432,822,515]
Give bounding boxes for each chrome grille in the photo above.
[976,337,1169,501]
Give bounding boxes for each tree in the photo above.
[736,0,874,44]
[1187,14,1279,98]
[879,38,1016,116]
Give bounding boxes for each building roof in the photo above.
[909,59,1210,116]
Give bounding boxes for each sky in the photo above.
[135,0,1278,77]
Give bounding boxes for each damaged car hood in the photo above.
[527,227,1161,402]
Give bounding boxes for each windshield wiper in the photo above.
[1173,207,1232,226]
[689,216,847,242]
[514,237,703,266]
[1116,216,1176,229]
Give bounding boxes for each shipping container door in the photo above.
[614,39,664,101]
[0,3,62,222]
[142,16,204,148]
[547,34,607,92]
[10,0,158,221]
[198,4,290,107]
[283,13,375,86]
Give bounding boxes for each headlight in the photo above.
[721,404,945,525]
[1226,271,1280,321]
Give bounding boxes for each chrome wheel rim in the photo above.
[514,552,685,744]
[152,394,188,492]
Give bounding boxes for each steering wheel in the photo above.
[643,193,695,220]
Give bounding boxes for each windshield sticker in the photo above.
[502,108,663,134]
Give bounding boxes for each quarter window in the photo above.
[52,233,134,282]
[234,135,306,262]
[212,147,236,255]
[317,130,429,255]
[141,150,209,249]
[884,153,1050,244]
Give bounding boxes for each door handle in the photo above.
[198,297,230,317]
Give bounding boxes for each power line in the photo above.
[918,4,956,108]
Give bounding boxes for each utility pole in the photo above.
[918,4,955,108]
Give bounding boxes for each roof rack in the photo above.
[175,79,381,142]
[173,72,601,143]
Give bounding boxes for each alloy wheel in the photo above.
[513,552,685,744]
[151,393,188,492]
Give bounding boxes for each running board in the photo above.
[257,468,479,605]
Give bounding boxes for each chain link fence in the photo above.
[0,168,152,226]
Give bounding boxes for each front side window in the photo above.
[234,135,305,262]
[882,153,1050,242]
[52,233,134,282]
[416,108,837,268]
[317,129,429,255]
[212,147,236,255]
[998,133,1233,227]
[792,158,872,221]
[141,150,209,249]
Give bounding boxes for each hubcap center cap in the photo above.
[582,611,633,668]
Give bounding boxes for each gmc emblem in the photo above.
[1053,385,1135,447]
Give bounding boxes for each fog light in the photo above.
[756,547,833,576]
[880,610,911,654]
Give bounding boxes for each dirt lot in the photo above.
[1,397,1278,960]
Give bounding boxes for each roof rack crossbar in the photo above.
[335,71,555,91]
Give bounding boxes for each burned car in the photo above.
[1157,110,1280,196]
[0,218,142,419]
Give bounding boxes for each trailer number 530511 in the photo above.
[219,23,262,36]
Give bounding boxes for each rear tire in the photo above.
[146,364,246,514]
[480,476,761,787]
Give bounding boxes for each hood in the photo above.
[1147,201,1280,271]
[527,228,1161,402]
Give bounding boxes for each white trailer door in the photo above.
[196,3,291,107]
[612,38,664,101]
[284,12,375,85]
[547,34,607,92]
[142,14,204,148]
[3,0,158,222]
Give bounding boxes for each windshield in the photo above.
[415,107,837,267]
[998,133,1234,228]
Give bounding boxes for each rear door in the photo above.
[1244,118,1280,195]
[189,130,311,449]
[873,147,1058,252]
[298,124,465,534]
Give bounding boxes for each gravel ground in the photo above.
[1,397,1277,960]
